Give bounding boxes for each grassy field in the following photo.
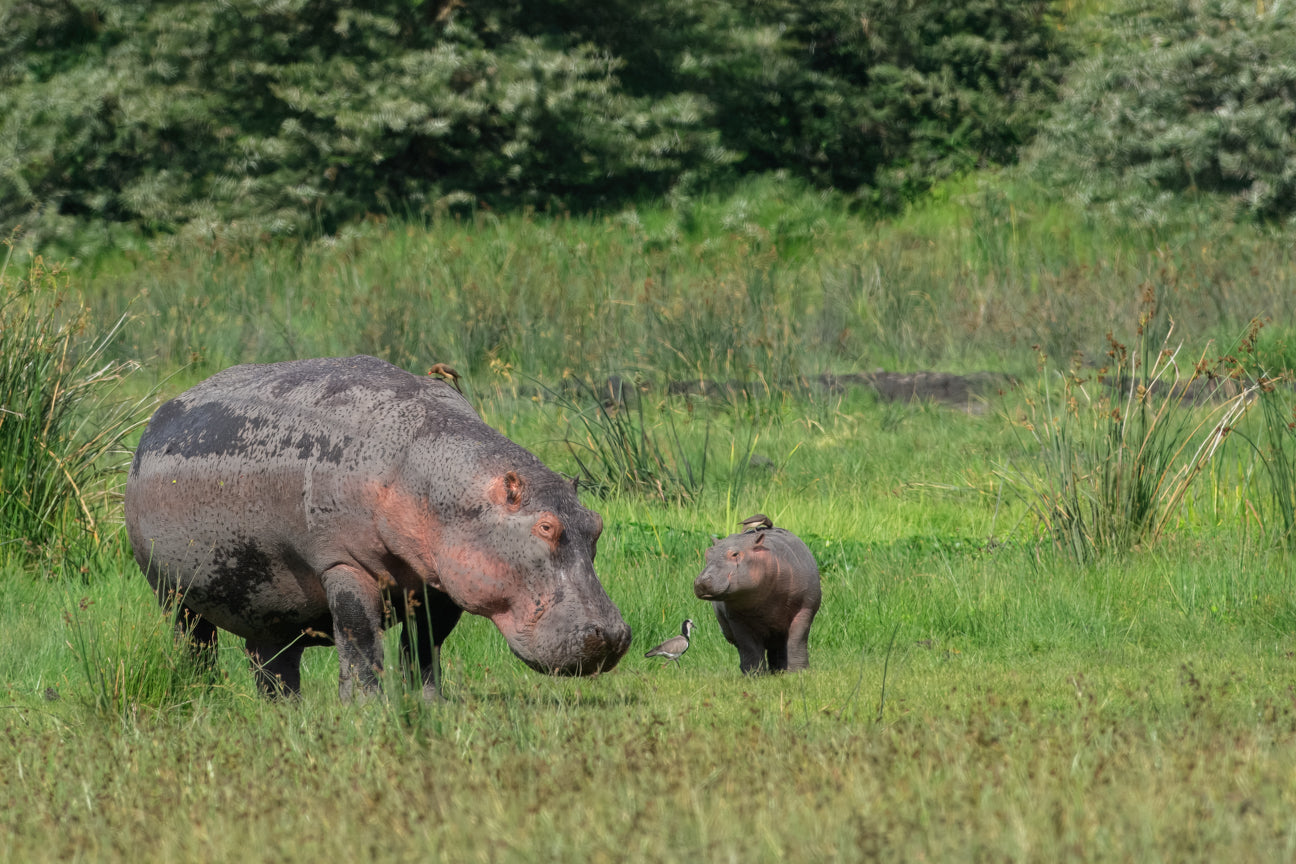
[5,177,1296,860]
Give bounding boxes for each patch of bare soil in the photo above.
[595,371,1017,414]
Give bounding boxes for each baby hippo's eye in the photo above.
[728,548,741,560]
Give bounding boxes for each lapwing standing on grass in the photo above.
[644,619,695,665]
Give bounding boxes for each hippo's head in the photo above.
[421,468,632,675]
[693,529,775,603]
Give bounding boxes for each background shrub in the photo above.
[0,0,727,253]
[1,0,1071,252]
[1026,0,1296,224]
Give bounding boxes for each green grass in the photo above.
[0,249,148,567]
[6,384,1296,861]
[6,175,1296,860]
[6,538,1296,861]
[80,173,1296,394]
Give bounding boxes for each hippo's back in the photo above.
[744,528,818,580]
[133,355,480,469]
[123,356,487,635]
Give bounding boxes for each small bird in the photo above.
[427,362,462,393]
[644,619,695,664]
[740,513,774,531]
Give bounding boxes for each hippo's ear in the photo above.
[503,472,525,508]
[753,533,766,548]
[489,471,527,511]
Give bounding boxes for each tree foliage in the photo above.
[1,0,1070,250]
[1027,0,1296,224]
[631,0,1072,208]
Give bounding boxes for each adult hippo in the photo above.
[124,355,632,700]
[693,515,820,673]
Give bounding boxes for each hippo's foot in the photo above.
[397,645,449,702]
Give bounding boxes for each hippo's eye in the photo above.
[533,516,564,544]
[728,549,741,561]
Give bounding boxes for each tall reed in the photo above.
[1002,293,1257,561]
[1227,321,1296,548]
[0,245,149,566]
[549,376,712,503]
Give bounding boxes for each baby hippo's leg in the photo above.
[724,613,769,674]
[765,637,789,672]
[785,606,817,672]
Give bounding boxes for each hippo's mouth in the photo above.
[510,646,627,677]
[502,618,632,677]
[693,582,733,602]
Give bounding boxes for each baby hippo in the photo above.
[693,515,821,673]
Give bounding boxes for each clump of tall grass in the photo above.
[63,558,216,723]
[1243,383,1296,547]
[1002,293,1257,562]
[550,375,712,503]
[1225,323,1296,548]
[0,244,149,567]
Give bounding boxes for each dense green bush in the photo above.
[1027,0,1296,223]
[600,0,1074,208]
[1,0,1071,251]
[0,0,726,252]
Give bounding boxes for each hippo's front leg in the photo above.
[398,588,464,700]
[322,564,386,701]
[719,610,768,674]
[765,638,789,672]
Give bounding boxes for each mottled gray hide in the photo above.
[124,355,632,700]
[693,527,820,673]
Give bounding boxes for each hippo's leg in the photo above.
[398,587,464,700]
[246,638,306,697]
[785,606,816,672]
[765,636,789,672]
[711,602,736,646]
[151,579,220,677]
[175,605,220,677]
[322,564,386,701]
[723,613,769,675]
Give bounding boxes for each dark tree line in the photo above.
[2,0,1292,252]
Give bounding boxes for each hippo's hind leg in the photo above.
[397,587,464,700]
[784,606,816,672]
[246,638,307,697]
[152,581,220,678]
[174,605,220,676]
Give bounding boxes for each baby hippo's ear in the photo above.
[753,533,765,548]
